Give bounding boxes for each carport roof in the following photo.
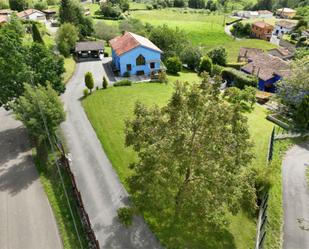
[75,41,104,52]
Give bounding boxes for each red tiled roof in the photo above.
[0,15,7,24]
[241,53,290,81]
[17,9,44,18]
[109,32,162,56]
[252,21,273,29]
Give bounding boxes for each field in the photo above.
[97,8,277,62]
[82,74,274,248]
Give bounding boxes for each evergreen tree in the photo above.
[32,23,44,44]
[102,76,108,89]
[85,72,94,93]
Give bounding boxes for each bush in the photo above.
[198,56,213,75]
[146,4,153,10]
[114,80,132,87]
[174,0,185,7]
[100,2,122,18]
[231,22,251,38]
[207,46,227,66]
[34,0,48,11]
[158,70,168,83]
[104,51,109,57]
[211,64,223,76]
[56,23,79,57]
[32,23,44,44]
[123,71,131,77]
[0,0,9,9]
[166,56,182,74]
[117,207,134,227]
[85,72,94,93]
[94,21,119,41]
[180,45,202,70]
[294,95,309,130]
[221,67,258,89]
[226,62,247,70]
[102,76,108,89]
[83,88,89,97]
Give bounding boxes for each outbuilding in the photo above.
[75,41,104,60]
[17,9,46,22]
[273,20,297,37]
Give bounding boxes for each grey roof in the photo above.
[75,41,104,52]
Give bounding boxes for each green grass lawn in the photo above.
[63,56,76,84]
[82,72,275,248]
[33,144,89,249]
[128,9,277,62]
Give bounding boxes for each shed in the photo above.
[75,41,104,59]
[42,9,56,20]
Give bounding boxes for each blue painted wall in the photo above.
[258,75,281,93]
[112,46,161,76]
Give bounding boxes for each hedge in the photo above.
[221,67,258,89]
[226,62,247,70]
[113,80,132,87]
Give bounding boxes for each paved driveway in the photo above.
[61,58,162,248]
[282,142,309,249]
[0,108,62,249]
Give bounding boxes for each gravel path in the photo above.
[61,58,162,249]
[282,142,309,249]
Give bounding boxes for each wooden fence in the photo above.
[55,138,100,249]
[255,127,275,249]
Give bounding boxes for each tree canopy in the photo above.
[11,84,65,141]
[125,76,255,247]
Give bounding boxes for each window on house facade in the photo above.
[150,62,155,69]
[136,54,146,66]
[126,64,132,71]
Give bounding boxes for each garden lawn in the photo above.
[63,56,76,84]
[129,9,277,62]
[83,72,274,248]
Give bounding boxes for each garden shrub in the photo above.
[123,71,131,77]
[226,62,247,70]
[104,51,109,57]
[158,70,168,83]
[166,56,182,74]
[221,67,257,89]
[114,80,132,87]
[207,46,227,66]
[83,88,89,97]
[211,64,223,76]
[198,56,213,75]
[117,207,134,228]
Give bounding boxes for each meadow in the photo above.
[96,7,277,62]
[82,74,274,248]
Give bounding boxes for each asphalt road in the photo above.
[61,58,162,249]
[282,142,309,249]
[0,108,62,249]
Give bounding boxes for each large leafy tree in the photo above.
[59,0,93,38]
[9,0,28,11]
[11,84,65,141]
[149,24,188,59]
[56,23,79,57]
[125,76,255,247]
[26,43,65,93]
[0,22,65,108]
[277,56,309,129]
[0,25,31,107]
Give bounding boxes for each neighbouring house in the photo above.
[237,47,263,62]
[75,41,104,60]
[236,11,259,19]
[241,53,290,92]
[258,10,273,18]
[0,15,8,26]
[0,9,13,16]
[17,9,46,22]
[109,31,163,77]
[276,8,297,19]
[273,20,297,37]
[251,21,274,41]
[42,9,56,20]
[268,47,294,60]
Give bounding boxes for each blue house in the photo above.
[241,53,290,92]
[109,32,163,77]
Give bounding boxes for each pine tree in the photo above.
[32,23,44,44]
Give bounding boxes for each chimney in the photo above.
[244,50,248,58]
[252,65,256,75]
[257,67,261,77]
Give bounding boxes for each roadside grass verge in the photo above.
[264,138,305,249]
[306,166,309,187]
[32,142,88,249]
[82,75,274,248]
[63,56,76,84]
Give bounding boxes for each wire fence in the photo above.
[255,126,275,249]
[55,137,100,249]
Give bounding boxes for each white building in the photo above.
[273,20,297,37]
[17,9,46,22]
[258,10,273,18]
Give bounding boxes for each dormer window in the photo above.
[136,54,145,66]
